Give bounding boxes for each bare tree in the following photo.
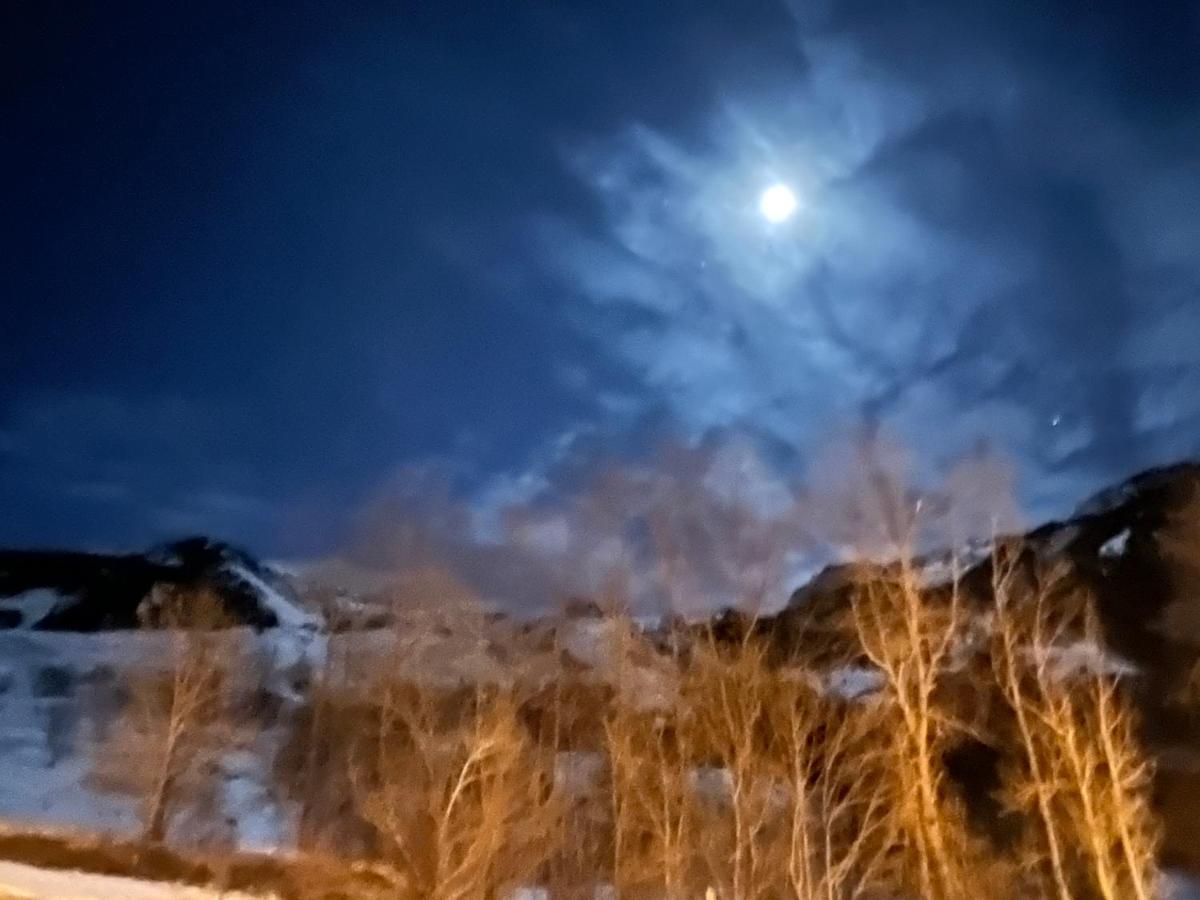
[681,631,777,899]
[350,681,561,899]
[603,613,698,900]
[769,673,897,899]
[991,552,1160,900]
[346,593,562,900]
[273,632,369,854]
[850,554,974,898]
[89,589,237,844]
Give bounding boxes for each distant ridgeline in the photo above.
[0,537,299,631]
[708,460,1200,874]
[764,461,1200,671]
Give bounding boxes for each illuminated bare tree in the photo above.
[769,674,897,899]
[991,552,1159,900]
[347,595,561,899]
[603,615,696,900]
[849,552,974,898]
[682,631,781,899]
[89,589,236,843]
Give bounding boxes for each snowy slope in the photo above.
[0,628,295,849]
[0,544,319,849]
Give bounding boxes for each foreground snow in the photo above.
[0,859,268,899]
[0,858,1191,900]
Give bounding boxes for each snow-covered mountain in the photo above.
[770,460,1200,664]
[0,539,327,850]
[0,537,318,633]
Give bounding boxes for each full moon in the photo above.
[759,183,798,223]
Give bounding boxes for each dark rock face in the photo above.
[0,536,296,631]
[770,460,1200,668]
[758,460,1200,872]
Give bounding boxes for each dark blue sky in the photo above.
[4,0,1200,558]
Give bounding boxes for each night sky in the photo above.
[4,1,1200,563]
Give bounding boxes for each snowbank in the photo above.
[0,859,268,899]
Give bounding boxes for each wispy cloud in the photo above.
[531,0,1200,522]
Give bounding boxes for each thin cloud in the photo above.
[532,0,1200,523]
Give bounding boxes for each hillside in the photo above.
[756,460,1200,874]
[2,462,1200,895]
[0,537,317,633]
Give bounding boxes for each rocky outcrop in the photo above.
[0,536,310,631]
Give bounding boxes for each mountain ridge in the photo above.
[0,536,311,632]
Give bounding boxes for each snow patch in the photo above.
[220,750,291,852]
[227,565,326,694]
[825,665,886,699]
[505,888,550,900]
[1165,870,1200,900]
[1030,640,1139,679]
[914,539,993,588]
[633,613,663,632]
[1100,528,1131,559]
[557,619,615,670]
[0,589,70,629]
[688,767,733,802]
[226,565,316,633]
[554,751,604,796]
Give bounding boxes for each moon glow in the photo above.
[759,183,798,223]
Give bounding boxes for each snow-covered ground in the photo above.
[0,629,294,849]
[1166,871,1200,899]
[0,859,268,899]
[0,547,326,847]
[0,858,1190,900]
